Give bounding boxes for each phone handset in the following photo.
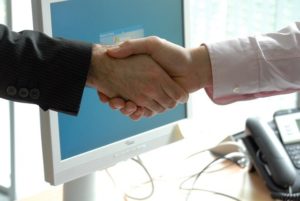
[245,117,297,188]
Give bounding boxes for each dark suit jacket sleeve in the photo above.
[0,24,93,115]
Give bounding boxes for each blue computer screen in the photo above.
[50,0,186,160]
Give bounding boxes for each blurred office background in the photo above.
[1,0,300,200]
[188,0,300,141]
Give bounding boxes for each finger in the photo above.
[98,91,127,110]
[129,107,145,121]
[97,91,109,103]
[162,79,189,104]
[140,97,166,114]
[149,74,188,109]
[107,38,152,58]
[143,108,154,117]
[108,98,126,109]
[149,87,177,110]
[120,101,138,116]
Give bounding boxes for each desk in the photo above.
[18,158,274,201]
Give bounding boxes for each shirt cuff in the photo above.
[204,37,260,104]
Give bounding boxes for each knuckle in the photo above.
[172,92,183,101]
[146,36,163,51]
[167,100,177,109]
[121,40,132,47]
[148,36,160,43]
[175,90,189,102]
[135,95,146,105]
[160,108,166,113]
[143,85,156,95]
[147,100,163,113]
[144,109,153,117]
[155,105,165,113]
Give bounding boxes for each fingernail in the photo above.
[114,105,123,109]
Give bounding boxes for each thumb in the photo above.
[107,38,150,58]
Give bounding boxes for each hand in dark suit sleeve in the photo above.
[0,24,188,118]
[0,24,92,115]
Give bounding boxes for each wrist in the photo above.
[199,44,212,86]
[189,45,212,88]
[86,44,106,89]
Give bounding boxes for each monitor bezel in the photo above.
[32,0,190,185]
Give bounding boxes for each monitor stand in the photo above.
[63,172,124,201]
[63,173,99,201]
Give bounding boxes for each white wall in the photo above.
[0,100,11,188]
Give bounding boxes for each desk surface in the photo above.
[19,162,274,201]
[16,134,275,201]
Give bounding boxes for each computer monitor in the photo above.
[32,0,188,200]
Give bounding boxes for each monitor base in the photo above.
[63,172,125,201]
[63,173,98,201]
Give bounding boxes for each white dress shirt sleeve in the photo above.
[205,22,300,104]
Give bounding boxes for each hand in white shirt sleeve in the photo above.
[101,22,300,119]
[205,22,300,104]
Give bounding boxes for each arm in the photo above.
[0,25,188,117]
[0,24,91,115]
[205,22,300,104]
[107,22,300,107]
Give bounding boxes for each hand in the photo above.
[86,44,188,119]
[104,36,212,118]
[107,36,213,93]
[98,91,153,120]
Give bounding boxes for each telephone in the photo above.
[243,109,300,200]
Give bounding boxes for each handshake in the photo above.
[86,36,212,120]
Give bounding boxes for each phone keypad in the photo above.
[285,143,300,168]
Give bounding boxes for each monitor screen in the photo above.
[34,0,187,187]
